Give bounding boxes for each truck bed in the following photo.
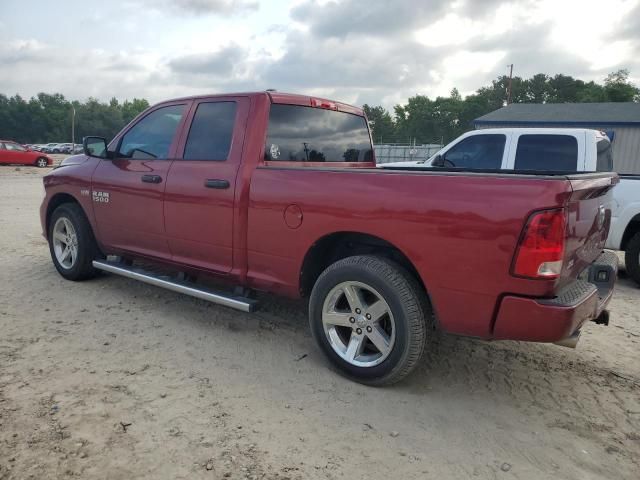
[248,165,616,338]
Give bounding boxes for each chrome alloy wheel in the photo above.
[52,217,78,269]
[321,281,396,367]
[36,158,48,167]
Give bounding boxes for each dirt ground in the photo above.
[1,164,639,480]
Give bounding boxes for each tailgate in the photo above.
[560,173,618,287]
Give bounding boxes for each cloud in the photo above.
[1,0,638,110]
[0,39,48,65]
[168,44,246,76]
[136,0,258,16]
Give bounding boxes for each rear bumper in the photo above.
[493,251,617,342]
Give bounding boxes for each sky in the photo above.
[1,0,639,109]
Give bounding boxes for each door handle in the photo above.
[205,179,230,189]
[141,174,162,184]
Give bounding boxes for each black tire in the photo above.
[48,203,101,281]
[35,157,48,168]
[309,255,429,386]
[625,232,640,286]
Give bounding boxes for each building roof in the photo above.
[474,102,640,126]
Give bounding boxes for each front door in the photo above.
[164,97,249,273]
[91,102,190,259]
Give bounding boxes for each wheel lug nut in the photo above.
[349,317,355,323]
[366,326,372,333]
[355,308,361,314]
[365,313,371,320]
[356,328,362,335]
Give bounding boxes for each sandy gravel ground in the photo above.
[1,165,639,480]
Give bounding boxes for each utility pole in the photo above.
[507,64,514,105]
[71,105,76,147]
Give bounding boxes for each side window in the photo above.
[443,134,505,169]
[514,135,578,171]
[118,104,185,159]
[183,102,237,161]
[5,143,26,152]
[596,136,614,172]
[0,143,5,150]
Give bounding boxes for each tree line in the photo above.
[0,70,638,146]
[364,69,639,145]
[0,93,149,144]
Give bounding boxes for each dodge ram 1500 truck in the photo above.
[40,92,618,385]
[384,128,640,285]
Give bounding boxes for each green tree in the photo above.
[604,69,640,102]
[0,93,150,144]
[363,104,397,143]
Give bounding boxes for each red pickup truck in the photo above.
[40,91,618,385]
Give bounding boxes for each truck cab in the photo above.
[387,128,613,172]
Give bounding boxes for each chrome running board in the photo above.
[92,260,257,313]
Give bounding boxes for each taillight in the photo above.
[310,98,337,110]
[512,209,566,279]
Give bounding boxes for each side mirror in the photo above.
[83,136,109,159]
[431,154,445,167]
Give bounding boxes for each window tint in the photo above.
[596,136,613,172]
[265,104,373,163]
[442,134,505,169]
[183,102,237,161]
[514,135,578,171]
[118,104,185,159]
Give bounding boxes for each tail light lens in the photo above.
[310,98,337,110]
[513,208,566,279]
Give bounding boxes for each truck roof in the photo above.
[473,127,605,136]
[154,91,365,116]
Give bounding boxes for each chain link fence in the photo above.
[374,143,442,164]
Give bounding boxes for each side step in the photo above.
[92,260,258,313]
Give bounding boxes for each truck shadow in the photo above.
[98,271,638,452]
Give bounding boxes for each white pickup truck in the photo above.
[382,128,640,285]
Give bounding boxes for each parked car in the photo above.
[41,143,61,153]
[59,143,74,154]
[40,92,617,385]
[0,140,53,167]
[382,128,640,286]
[72,144,84,154]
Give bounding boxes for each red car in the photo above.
[0,140,53,167]
[39,92,618,385]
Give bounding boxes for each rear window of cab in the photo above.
[264,104,373,163]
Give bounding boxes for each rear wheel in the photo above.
[48,203,101,281]
[625,232,640,286]
[35,157,48,168]
[309,255,429,386]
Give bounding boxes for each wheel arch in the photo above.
[299,231,431,304]
[620,213,640,251]
[45,193,86,239]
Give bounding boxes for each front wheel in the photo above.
[625,232,640,286]
[48,203,101,281]
[309,255,429,386]
[35,157,48,168]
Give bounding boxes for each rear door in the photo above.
[92,101,189,259]
[163,97,250,273]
